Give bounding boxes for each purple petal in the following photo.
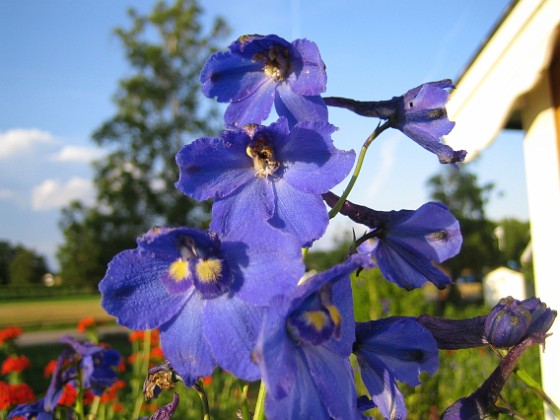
[305,346,359,419]
[270,178,328,246]
[176,135,254,200]
[355,317,439,386]
[224,78,277,127]
[203,296,262,381]
[149,393,180,420]
[264,352,330,419]
[374,239,453,289]
[388,202,462,263]
[221,221,304,306]
[279,121,355,193]
[160,294,216,386]
[210,178,274,236]
[288,39,327,95]
[255,295,298,399]
[322,276,355,357]
[99,250,188,330]
[275,83,328,127]
[200,50,267,102]
[356,353,407,420]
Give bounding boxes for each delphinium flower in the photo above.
[253,253,372,419]
[99,223,304,386]
[323,192,462,290]
[176,117,355,247]
[324,80,466,164]
[201,34,328,128]
[353,317,439,419]
[7,398,51,420]
[418,296,557,350]
[39,336,120,412]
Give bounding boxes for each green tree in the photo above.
[7,246,49,286]
[57,0,229,289]
[427,165,500,279]
[0,240,18,285]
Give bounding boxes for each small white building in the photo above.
[444,0,560,416]
[483,266,527,307]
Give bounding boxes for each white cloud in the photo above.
[50,145,105,163]
[31,177,95,211]
[0,129,57,159]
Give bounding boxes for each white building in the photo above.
[444,0,560,416]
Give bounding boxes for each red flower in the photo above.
[58,383,77,406]
[0,327,23,346]
[100,380,126,403]
[77,316,96,333]
[1,355,31,375]
[0,381,11,410]
[10,383,35,405]
[43,359,57,378]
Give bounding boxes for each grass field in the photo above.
[0,295,115,329]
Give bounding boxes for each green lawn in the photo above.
[0,295,115,329]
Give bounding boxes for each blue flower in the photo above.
[201,34,328,128]
[7,399,52,420]
[353,317,439,419]
[41,337,120,411]
[484,296,557,348]
[59,336,121,396]
[253,254,372,419]
[324,80,466,164]
[323,193,462,289]
[394,80,465,164]
[176,117,355,247]
[99,224,304,386]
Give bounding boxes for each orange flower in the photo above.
[150,346,165,361]
[129,331,145,342]
[77,316,96,333]
[1,355,31,375]
[112,402,125,414]
[202,375,213,387]
[100,380,126,403]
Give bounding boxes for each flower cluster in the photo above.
[91,32,557,419]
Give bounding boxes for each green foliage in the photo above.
[427,165,501,278]
[0,240,49,286]
[57,0,230,289]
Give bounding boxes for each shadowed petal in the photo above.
[160,294,216,387]
[203,296,262,381]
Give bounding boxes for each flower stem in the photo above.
[328,121,390,219]
[239,383,251,420]
[195,380,211,420]
[132,330,152,419]
[253,381,267,420]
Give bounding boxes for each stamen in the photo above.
[246,135,280,177]
[169,259,189,282]
[196,259,223,284]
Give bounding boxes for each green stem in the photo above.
[86,396,101,420]
[195,381,211,420]
[239,383,251,420]
[514,367,560,418]
[253,381,267,420]
[328,121,391,219]
[132,330,152,419]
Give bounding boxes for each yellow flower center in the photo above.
[196,259,223,284]
[168,259,189,282]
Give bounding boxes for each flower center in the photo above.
[254,46,290,82]
[246,133,280,178]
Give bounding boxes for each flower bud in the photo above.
[484,297,531,348]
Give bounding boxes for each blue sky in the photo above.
[0,0,527,270]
